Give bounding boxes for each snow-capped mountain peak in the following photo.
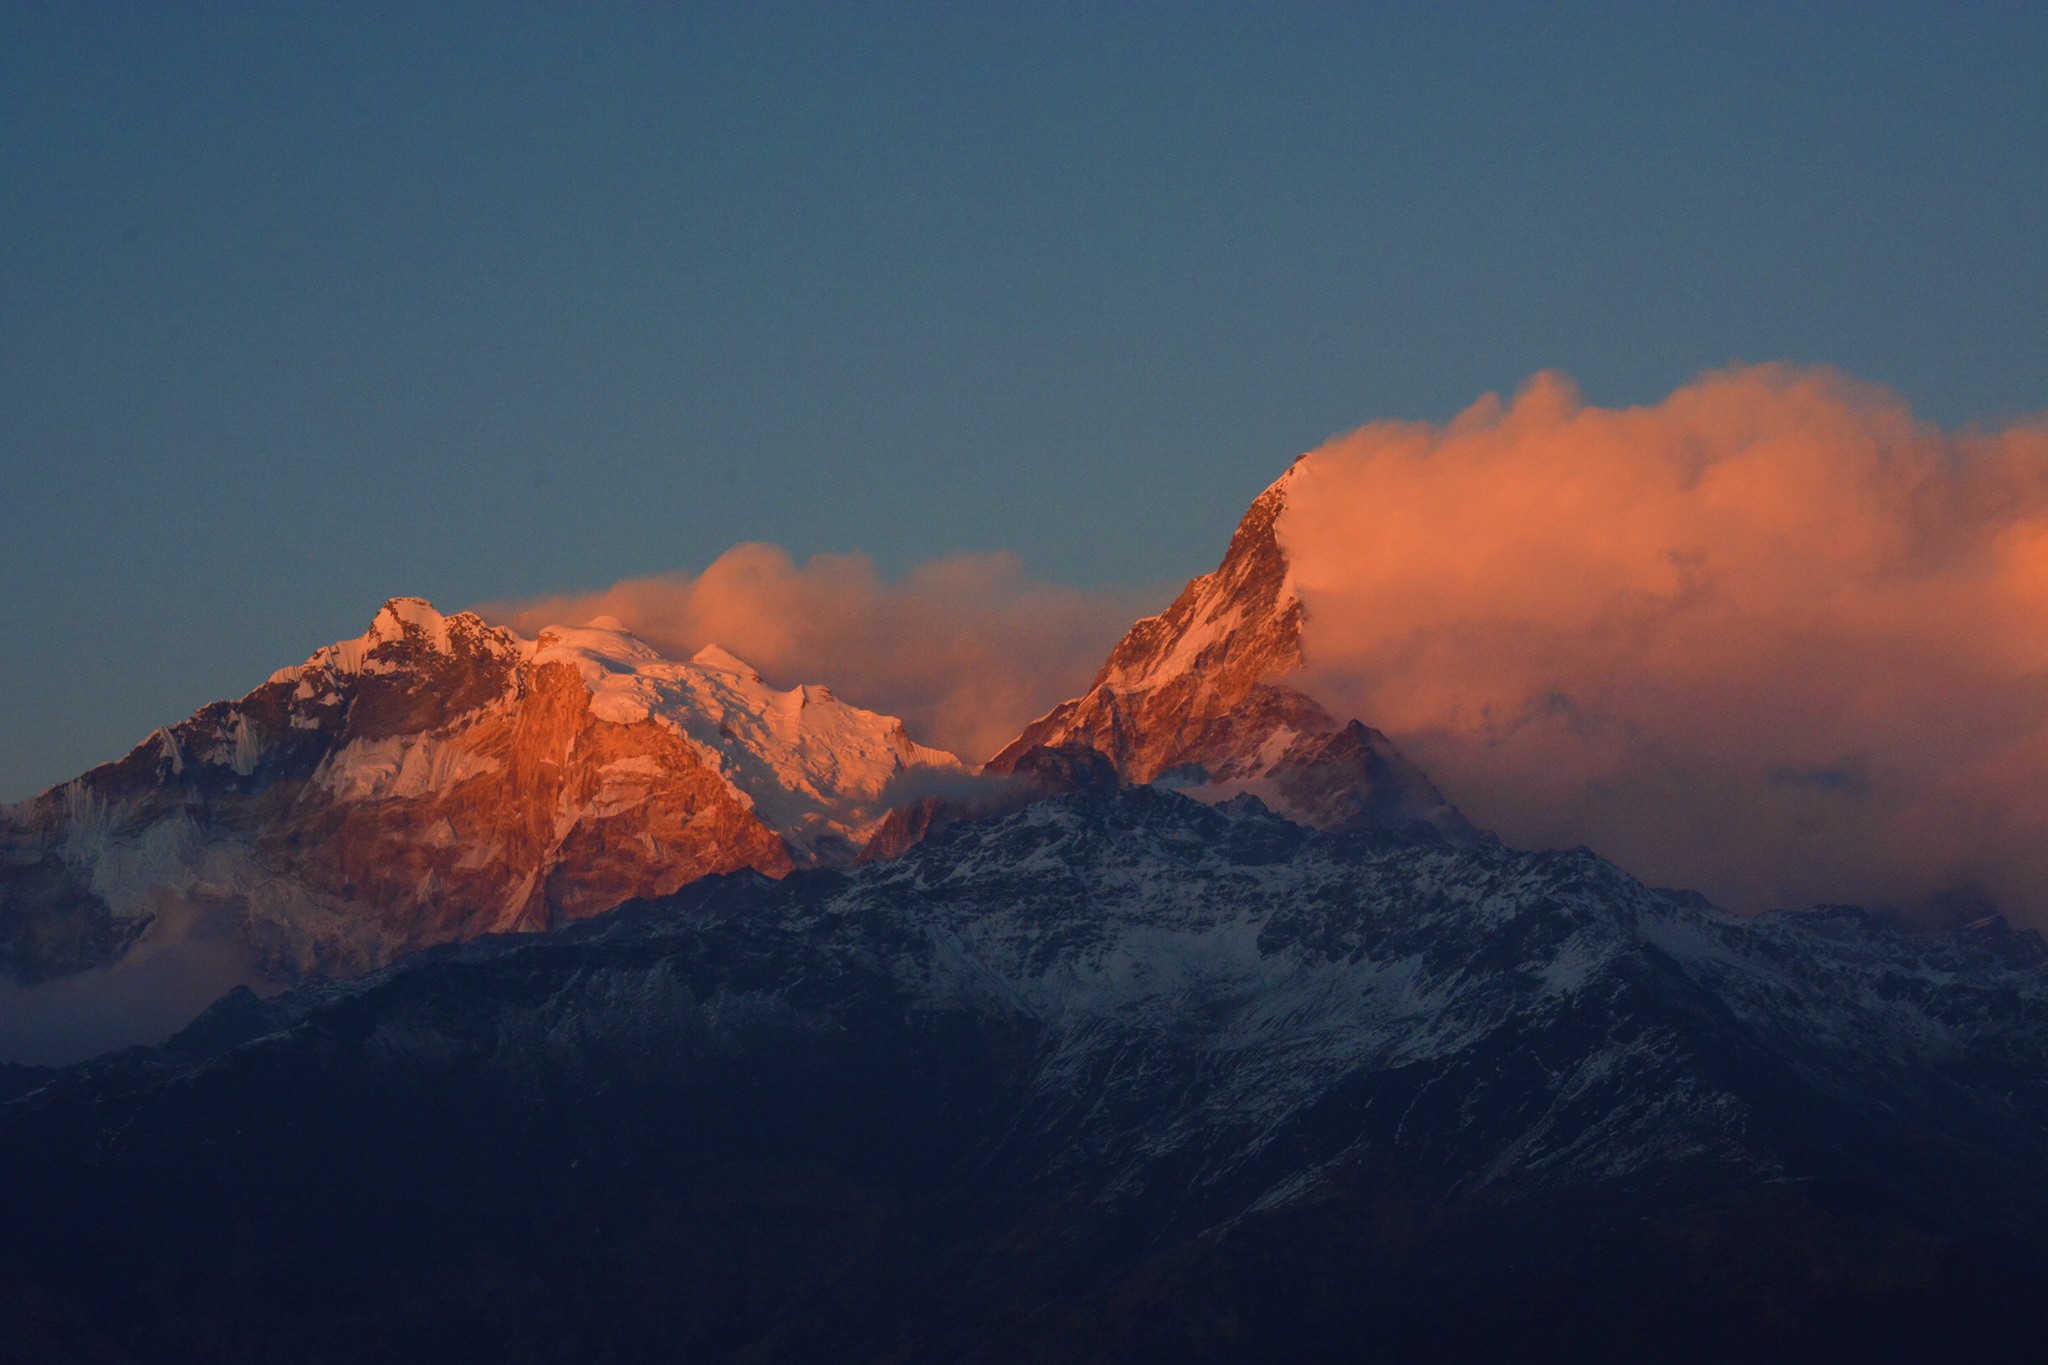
[1087,462,1304,705]
[267,597,523,688]
[990,464,1476,843]
[2,597,961,985]
[528,620,962,857]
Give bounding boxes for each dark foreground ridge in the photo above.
[4,785,2048,1362]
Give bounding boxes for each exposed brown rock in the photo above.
[988,469,1310,783]
[0,601,811,981]
[985,467,1479,844]
[262,660,790,963]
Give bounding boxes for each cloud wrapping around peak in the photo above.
[478,547,1158,767]
[1281,364,2048,921]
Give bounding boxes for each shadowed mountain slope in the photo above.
[5,786,2045,1361]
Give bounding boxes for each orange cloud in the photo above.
[476,547,1160,767]
[1283,365,2048,922]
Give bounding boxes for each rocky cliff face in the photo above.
[988,467,1475,842]
[0,599,959,983]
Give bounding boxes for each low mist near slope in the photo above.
[0,893,287,1065]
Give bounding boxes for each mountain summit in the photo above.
[0,599,959,985]
[989,467,1475,841]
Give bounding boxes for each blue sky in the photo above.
[2,2,2043,799]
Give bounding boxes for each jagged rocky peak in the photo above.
[992,465,1306,780]
[366,594,466,650]
[1092,462,1307,707]
[989,464,1478,844]
[272,596,524,687]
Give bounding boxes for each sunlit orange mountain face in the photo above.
[0,598,966,986]
[1,461,1469,1002]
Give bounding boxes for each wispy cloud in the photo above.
[0,893,286,1066]
[476,546,1160,766]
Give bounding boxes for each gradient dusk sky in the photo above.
[3,3,2044,802]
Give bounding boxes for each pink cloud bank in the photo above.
[1282,365,2048,921]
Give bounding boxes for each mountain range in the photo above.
[3,467,2046,1360]
[0,466,1459,995]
